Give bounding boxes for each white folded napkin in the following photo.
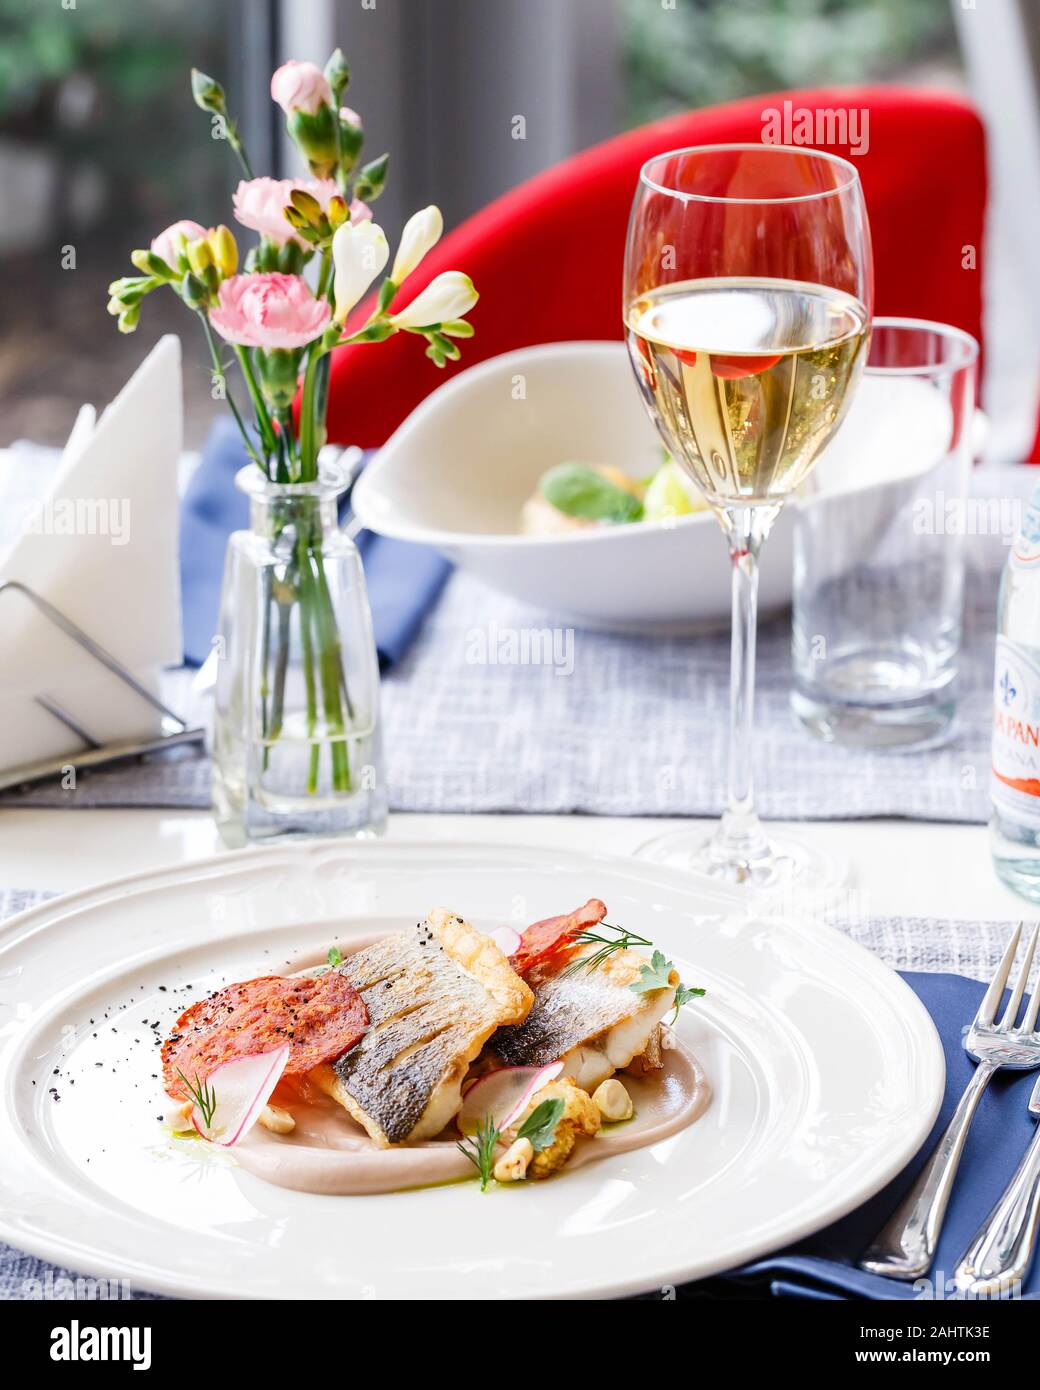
[0,335,184,772]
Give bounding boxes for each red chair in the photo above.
[324,86,987,449]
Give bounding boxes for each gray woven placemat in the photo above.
[0,885,1023,1299]
[379,565,996,822]
[0,566,998,822]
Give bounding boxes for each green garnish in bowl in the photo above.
[540,463,644,524]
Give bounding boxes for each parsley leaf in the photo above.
[670,981,706,1024]
[630,949,676,995]
[516,1097,565,1153]
[327,946,343,966]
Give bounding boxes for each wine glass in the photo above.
[623,144,873,895]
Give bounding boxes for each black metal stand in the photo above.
[0,579,205,792]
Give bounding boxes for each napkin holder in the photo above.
[0,579,204,793]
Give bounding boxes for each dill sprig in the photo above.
[456,1113,499,1192]
[557,923,708,1026]
[559,922,652,978]
[176,1068,217,1130]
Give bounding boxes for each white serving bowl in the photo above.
[353,341,795,630]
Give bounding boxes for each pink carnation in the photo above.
[233,178,372,246]
[270,60,332,116]
[208,273,331,350]
[150,219,206,268]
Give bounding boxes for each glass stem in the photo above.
[711,506,778,875]
[727,531,760,824]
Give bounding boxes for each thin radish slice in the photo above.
[457,1061,564,1137]
[189,1045,291,1147]
[489,925,522,957]
[497,1061,565,1132]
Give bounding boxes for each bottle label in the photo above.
[992,636,1040,826]
[1011,484,1040,570]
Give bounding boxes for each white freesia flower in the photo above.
[390,271,478,329]
[332,219,389,323]
[390,205,443,284]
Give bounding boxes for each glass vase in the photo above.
[212,460,387,845]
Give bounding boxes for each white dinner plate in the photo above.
[0,840,943,1300]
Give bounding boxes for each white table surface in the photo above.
[0,806,1027,925]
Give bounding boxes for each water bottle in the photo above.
[991,483,1040,900]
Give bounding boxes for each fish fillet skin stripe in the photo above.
[492,943,678,1091]
[314,908,533,1146]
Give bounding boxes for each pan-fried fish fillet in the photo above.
[311,908,532,1146]
[492,945,677,1092]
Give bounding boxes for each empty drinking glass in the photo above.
[791,317,979,748]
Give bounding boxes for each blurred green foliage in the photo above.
[623,0,961,124]
[0,0,225,226]
[0,0,218,121]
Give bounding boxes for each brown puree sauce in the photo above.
[234,1044,711,1196]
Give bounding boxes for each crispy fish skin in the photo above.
[492,945,677,1091]
[312,908,532,1146]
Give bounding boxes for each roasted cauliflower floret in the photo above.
[507,1076,601,1179]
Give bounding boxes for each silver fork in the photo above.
[953,1071,1040,1296]
[860,921,1040,1280]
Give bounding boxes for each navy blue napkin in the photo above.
[732,970,1040,1300]
[179,418,451,668]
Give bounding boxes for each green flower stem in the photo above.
[226,120,254,180]
[299,255,334,480]
[298,523,351,793]
[298,349,323,481]
[267,596,291,746]
[198,315,263,470]
[311,555,352,792]
[333,315,397,350]
[258,502,354,798]
[294,536,321,794]
[233,346,278,459]
[275,406,299,479]
[312,551,356,724]
[316,247,334,302]
[258,568,274,772]
[314,354,331,455]
[332,109,346,195]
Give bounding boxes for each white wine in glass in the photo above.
[623,146,873,894]
[626,277,868,506]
